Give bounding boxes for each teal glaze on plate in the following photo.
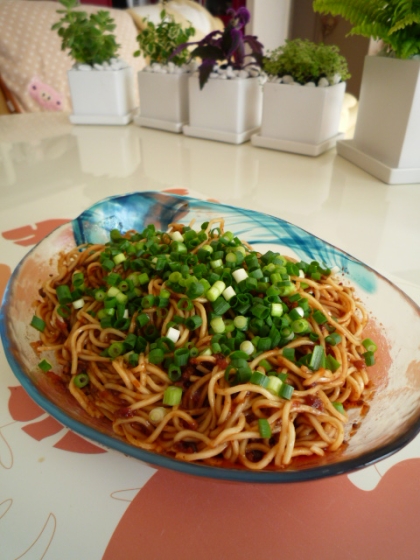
[73,192,377,294]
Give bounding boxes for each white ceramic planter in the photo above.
[68,65,136,125]
[183,76,263,144]
[337,56,420,184]
[251,81,346,156]
[135,70,189,133]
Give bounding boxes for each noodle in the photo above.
[29,218,377,471]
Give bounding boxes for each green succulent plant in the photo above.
[52,0,120,66]
[134,10,195,66]
[313,0,420,59]
[263,39,350,84]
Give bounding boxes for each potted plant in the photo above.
[52,0,136,125]
[251,38,350,156]
[133,9,196,133]
[176,7,265,144]
[313,0,420,183]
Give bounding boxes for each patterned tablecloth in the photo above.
[1,114,420,560]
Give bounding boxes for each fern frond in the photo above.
[313,0,420,58]
[390,13,420,33]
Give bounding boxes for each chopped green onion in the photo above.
[106,273,121,287]
[210,316,225,334]
[258,418,272,438]
[291,318,309,333]
[108,341,124,358]
[185,315,203,330]
[212,296,230,316]
[72,272,84,287]
[362,338,377,353]
[72,298,84,310]
[171,231,184,242]
[239,340,255,355]
[251,304,270,320]
[189,347,199,358]
[332,402,345,415]
[174,347,189,366]
[325,333,342,346]
[113,253,126,265]
[279,383,294,400]
[222,286,236,301]
[233,315,248,331]
[149,348,164,364]
[259,359,273,372]
[312,309,328,324]
[123,333,137,350]
[56,285,72,305]
[57,305,71,319]
[177,298,193,311]
[232,268,248,283]
[230,350,250,360]
[142,294,155,309]
[206,280,226,302]
[110,228,122,241]
[138,272,150,285]
[163,386,182,406]
[266,375,282,396]
[250,371,269,388]
[363,351,375,366]
[186,282,204,300]
[74,373,89,388]
[149,407,167,425]
[325,354,341,372]
[271,303,283,317]
[309,345,325,371]
[282,347,295,362]
[107,286,120,298]
[30,315,46,332]
[168,363,182,382]
[257,337,272,352]
[289,307,304,321]
[94,289,106,301]
[137,313,150,328]
[38,359,52,372]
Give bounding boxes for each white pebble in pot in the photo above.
[282,75,294,85]
[318,77,329,87]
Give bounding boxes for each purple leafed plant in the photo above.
[172,7,264,89]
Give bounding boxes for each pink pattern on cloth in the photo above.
[28,77,64,112]
[103,460,420,560]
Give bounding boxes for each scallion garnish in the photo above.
[362,338,377,353]
[30,315,46,332]
[74,373,89,388]
[163,386,182,406]
[258,418,272,438]
[279,383,294,400]
[38,359,52,372]
[363,351,375,366]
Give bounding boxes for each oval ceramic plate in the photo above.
[1,191,420,483]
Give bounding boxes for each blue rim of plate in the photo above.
[1,191,420,483]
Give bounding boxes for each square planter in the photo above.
[251,81,346,156]
[337,56,420,184]
[183,76,263,145]
[68,65,136,125]
[135,70,189,133]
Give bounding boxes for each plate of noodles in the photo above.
[1,191,420,483]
